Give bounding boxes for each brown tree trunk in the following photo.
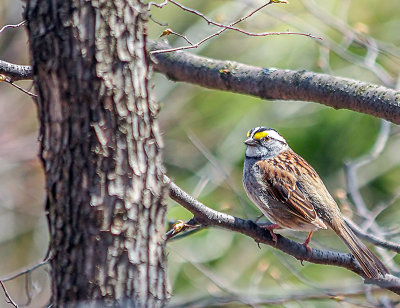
[25,0,168,306]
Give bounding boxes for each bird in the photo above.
[242,126,388,279]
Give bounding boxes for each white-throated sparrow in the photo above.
[243,126,388,279]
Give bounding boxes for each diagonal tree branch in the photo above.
[165,177,400,295]
[149,40,400,124]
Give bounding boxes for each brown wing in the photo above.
[255,159,319,225]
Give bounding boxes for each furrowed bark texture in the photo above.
[25,0,168,306]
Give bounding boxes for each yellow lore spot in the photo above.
[253,131,268,140]
[246,130,251,137]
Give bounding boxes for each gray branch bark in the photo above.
[0,60,32,81]
[149,40,400,124]
[25,0,168,306]
[167,179,400,295]
[2,41,399,124]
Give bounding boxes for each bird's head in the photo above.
[244,127,288,158]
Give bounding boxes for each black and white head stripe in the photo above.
[246,127,286,144]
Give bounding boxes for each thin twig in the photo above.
[8,81,37,98]
[148,14,168,27]
[0,20,26,34]
[186,130,243,198]
[151,0,320,54]
[167,227,204,241]
[0,75,37,97]
[0,281,18,308]
[165,218,202,240]
[160,28,194,46]
[166,0,321,39]
[1,260,49,282]
[345,120,391,220]
[147,0,168,10]
[248,0,395,87]
[23,272,33,307]
[301,0,400,61]
[193,266,259,308]
[344,118,395,275]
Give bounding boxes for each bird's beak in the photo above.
[244,138,257,146]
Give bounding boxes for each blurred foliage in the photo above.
[0,0,399,306]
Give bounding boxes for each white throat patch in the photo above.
[245,145,267,158]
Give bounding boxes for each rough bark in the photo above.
[25,0,168,306]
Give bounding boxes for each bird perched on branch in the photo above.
[242,126,388,279]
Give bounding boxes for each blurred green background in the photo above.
[1,0,400,306]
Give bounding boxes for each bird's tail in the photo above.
[330,219,388,279]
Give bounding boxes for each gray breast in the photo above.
[243,157,274,220]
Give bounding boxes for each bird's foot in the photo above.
[300,231,314,264]
[261,223,280,246]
